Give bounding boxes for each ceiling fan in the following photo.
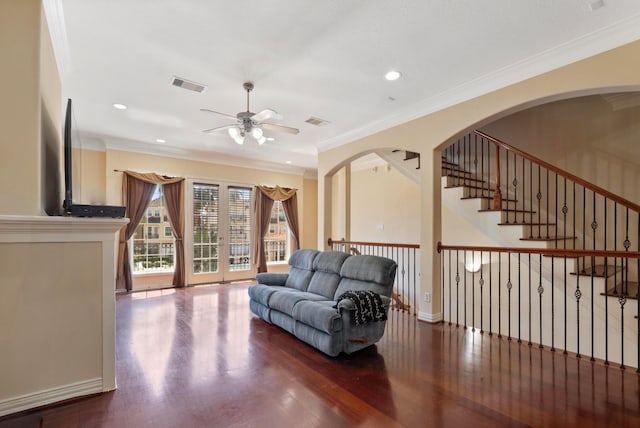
[201,81,299,145]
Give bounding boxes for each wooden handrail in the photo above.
[328,238,420,249]
[437,241,640,259]
[474,130,640,213]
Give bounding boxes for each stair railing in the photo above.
[328,238,419,315]
[442,130,640,294]
[437,242,640,371]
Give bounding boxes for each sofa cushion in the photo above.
[307,251,351,299]
[292,300,342,334]
[284,249,319,291]
[267,290,325,314]
[334,255,397,299]
[247,284,287,306]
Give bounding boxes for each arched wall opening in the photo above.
[322,148,421,246]
[317,39,640,321]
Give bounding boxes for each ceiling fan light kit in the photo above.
[202,81,299,146]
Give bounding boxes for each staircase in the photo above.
[437,131,640,368]
[441,130,640,302]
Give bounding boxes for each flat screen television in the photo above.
[62,98,126,218]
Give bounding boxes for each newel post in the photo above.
[492,144,503,210]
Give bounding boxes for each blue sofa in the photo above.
[248,249,398,356]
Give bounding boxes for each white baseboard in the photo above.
[418,311,443,323]
[0,378,103,417]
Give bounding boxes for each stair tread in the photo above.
[600,282,639,300]
[498,222,556,226]
[461,196,518,202]
[441,164,471,173]
[478,208,536,214]
[520,236,577,241]
[445,175,486,183]
[571,265,623,278]
[445,184,492,191]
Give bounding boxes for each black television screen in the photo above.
[62,98,73,214]
[60,98,126,218]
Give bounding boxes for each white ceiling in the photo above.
[47,0,640,175]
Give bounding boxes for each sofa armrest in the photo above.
[255,272,288,286]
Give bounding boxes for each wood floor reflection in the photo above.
[3,282,640,427]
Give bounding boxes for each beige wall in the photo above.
[318,40,640,319]
[0,242,102,400]
[302,177,318,249]
[104,149,317,244]
[74,148,107,205]
[0,0,45,215]
[351,165,420,244]
[481,94,640,205]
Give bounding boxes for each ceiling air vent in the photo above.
[171,76,207,93]
[305,117,331,127]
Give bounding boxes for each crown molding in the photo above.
[317,12,640,153]
[103,137,309,177]
[42,0,71,77]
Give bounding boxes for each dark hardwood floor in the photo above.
[2,282,640,427]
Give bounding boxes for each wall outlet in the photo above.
[424,292,431,303]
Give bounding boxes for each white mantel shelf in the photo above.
[0,214,129,417]
[0,215,128,239]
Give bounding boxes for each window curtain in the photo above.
[116,171,185,291]
[252,185,300,273]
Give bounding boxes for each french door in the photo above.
[186,180,254,284]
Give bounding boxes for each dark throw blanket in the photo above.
[334,290,387,325]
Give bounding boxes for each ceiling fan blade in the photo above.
[251,108,279,123]
[262,122,300,135]
[202,124,236,133]
[200,108,237,120]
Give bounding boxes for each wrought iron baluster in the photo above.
[480,251,484,334]
[590,254,595,362]
[614,204,618,294]
[529,159,533,239]
[604,198,609,365]
[624,208,630,296]
[507,253,512,340]
[472,251,476,331]
[513,152,518,224]
[489,251,493,336]
[575,259,581,359]
[456,250,460,327]
[505,150,510,224]
[498,252,502,338]
[537,164,542,237]
[546,169,550,239]
[582,187,586,273]
[528,253,532,346]
[518,253,522,343]
[448,251,452,325]
[619,290,626,370]
[538,253,544,349]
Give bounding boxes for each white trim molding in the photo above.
[0,378,102,417]
[418,311,444,323]
[0,215,127,416]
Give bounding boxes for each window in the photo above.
[227,186,251,271]
[164,226,173,237]
[265,200,289,263]
[193,183,219,274]
[132,185,174,273]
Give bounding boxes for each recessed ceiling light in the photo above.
[285,161,292,164]
[155,139,166,143]
[266,137,275,142]
[385,70,402,81]
[113,103,127,110]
